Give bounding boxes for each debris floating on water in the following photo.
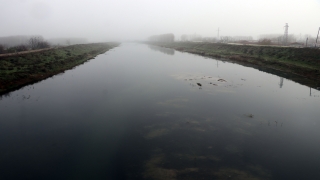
[196,83,202,87]
[218,79,227,82]
[244,114,254,118]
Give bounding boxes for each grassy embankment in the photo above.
[0,43,119,95]
[149,42,320,88]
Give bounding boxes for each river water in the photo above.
[0,43,320,180]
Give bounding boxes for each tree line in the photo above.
[0,36,50,54]
[148,33,175,42]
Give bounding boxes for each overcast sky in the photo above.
[1,0,320,41]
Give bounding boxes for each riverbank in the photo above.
[148,42,320,88]
[0,42,119,95]
[0,48,53,57]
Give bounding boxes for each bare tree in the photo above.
[220,36,232,43]
[28,36,50,49]
[29,36,41,49]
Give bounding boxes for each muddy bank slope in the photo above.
[148,42,320,88]
[0,42,119,95]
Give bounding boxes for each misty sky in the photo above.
[1,0,320,41]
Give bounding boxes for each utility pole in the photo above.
[315,27,320,48]
[283,23,289,46]
[306,37,308,47]
[217,28,220,40]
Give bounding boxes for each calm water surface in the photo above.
[0,43,320,180]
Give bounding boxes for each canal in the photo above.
[0,43,319,180]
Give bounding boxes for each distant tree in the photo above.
[287,34,296,43]
[0,44,4,54]
[220,36,232,43]
[189,34,202,42]
[29,36,42,49]
[14,45,28,51]
[148,33,175,42]
[38,41,50,48]
[238,40,249,44]
[28,36,50,49]
[181,35,187,41]
[0,35,31,48]
[258,39,272,45]
[6,44,28,53]
[202,37,217,42]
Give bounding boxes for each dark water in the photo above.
[0,43,320,180]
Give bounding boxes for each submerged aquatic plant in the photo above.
[244,114,254,118]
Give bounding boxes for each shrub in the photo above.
[6,45,28,53]
[38,41,50,49]
[0,44,4,54]
[29,36,51,50]
[258,39,272,45]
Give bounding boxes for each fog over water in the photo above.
[1,0,320,41]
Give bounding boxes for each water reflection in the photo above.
[257,65,319,88]
[279,77,284,88]
[310,87,320,97]
[148,45,175,55]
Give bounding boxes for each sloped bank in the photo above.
[148,42,320,89]
[0,42,119,95]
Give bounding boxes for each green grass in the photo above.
[147,41,320,88]
[0,42,119,94]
